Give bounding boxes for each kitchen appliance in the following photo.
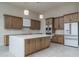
[46,25,52,35]
[64,22,79,47]
[23,16,31,27]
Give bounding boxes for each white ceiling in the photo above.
[7,2,67,13]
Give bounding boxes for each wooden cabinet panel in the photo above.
[25,37,50,56]
[52,35,64,44]
[36,38,41,51]
[40,38,45,49]
[64,14,71,23]
[4,16,13,29]
[29,39,36,53]
[51,36,58,43]
[54,18,59,29]
[30,19,40,30]
[70,13,78,22]
[25,40,30,55]
[57,35,64,44]
[64,12,78,23]
[4,14,23,29]
[54,16,64,30]
[45,37,50,47]
[4,35,9,46]
[59,16,64,29]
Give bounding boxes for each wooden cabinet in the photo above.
[30,19,40,30]
[51,35,58,43]
[59,16,64,29]
[25,37,50,56]
[25,40,30,55]
[64,12,78,23]
[64,14,71,23]
[4,35,9,46]
[4,14,23,29]
[45,37,50,47]
[57,35,64,44]
[51,35,64,44]
[54,16,64,29]
[36,38,41,51]
[54,17,59,29]
[41,38,45,49]
[25,39,36,55]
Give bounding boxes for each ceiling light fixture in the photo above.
[24,9,29,15]
[39,14,44,19]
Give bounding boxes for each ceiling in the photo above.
[7,2,66,13]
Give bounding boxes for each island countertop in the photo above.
[9,34,53,57]
[9,34,53,39]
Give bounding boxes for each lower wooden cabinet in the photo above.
[51,35,64,44]
[25,37,50,56]
[57,35,64,44]
[51,36,58,43]
[4,35,9,46]
[36,38,41,51]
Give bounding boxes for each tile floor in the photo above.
[0,43,79,57]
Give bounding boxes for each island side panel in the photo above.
[9,36,25,57]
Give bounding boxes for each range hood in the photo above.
[23,16,31,27]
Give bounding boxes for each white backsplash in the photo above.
[55,30,64,35]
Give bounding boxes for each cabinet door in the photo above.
[52,36,58,43]
[58,35,64,44]
[29,39,36,53]
[4,15,23,29]
[54,18,59,29]
[36,38,41,51]
[59,16,64,29]
[4,16,13,29]
[45,37,50,47]
[40,38,45,49]
[30,19,40,30]
[71,13,78,22]
[35,20,40,29]
[4,35,9,46]
[64,14,71,23]
[25,40,30,55]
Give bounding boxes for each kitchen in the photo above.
[0,2,79,57]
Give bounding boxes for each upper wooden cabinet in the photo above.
[54,17,59,29]
[64,12,78,23]
[4,14,23,29]
[30,19,40,30]
[54,16,64,29]
[59,16,64,29]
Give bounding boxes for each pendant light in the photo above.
[39,14,44,19]
[24,9,29,15]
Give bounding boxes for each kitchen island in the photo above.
[9,34,51,57]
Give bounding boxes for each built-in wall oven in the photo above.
[46,25,52,35]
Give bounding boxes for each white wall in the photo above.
[43,3,77,35]
[0,3,44,46]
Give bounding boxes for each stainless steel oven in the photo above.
[46,25,52,35]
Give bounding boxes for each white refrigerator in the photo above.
[64,22,79,47]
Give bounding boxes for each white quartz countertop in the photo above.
[10,34,54,40]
